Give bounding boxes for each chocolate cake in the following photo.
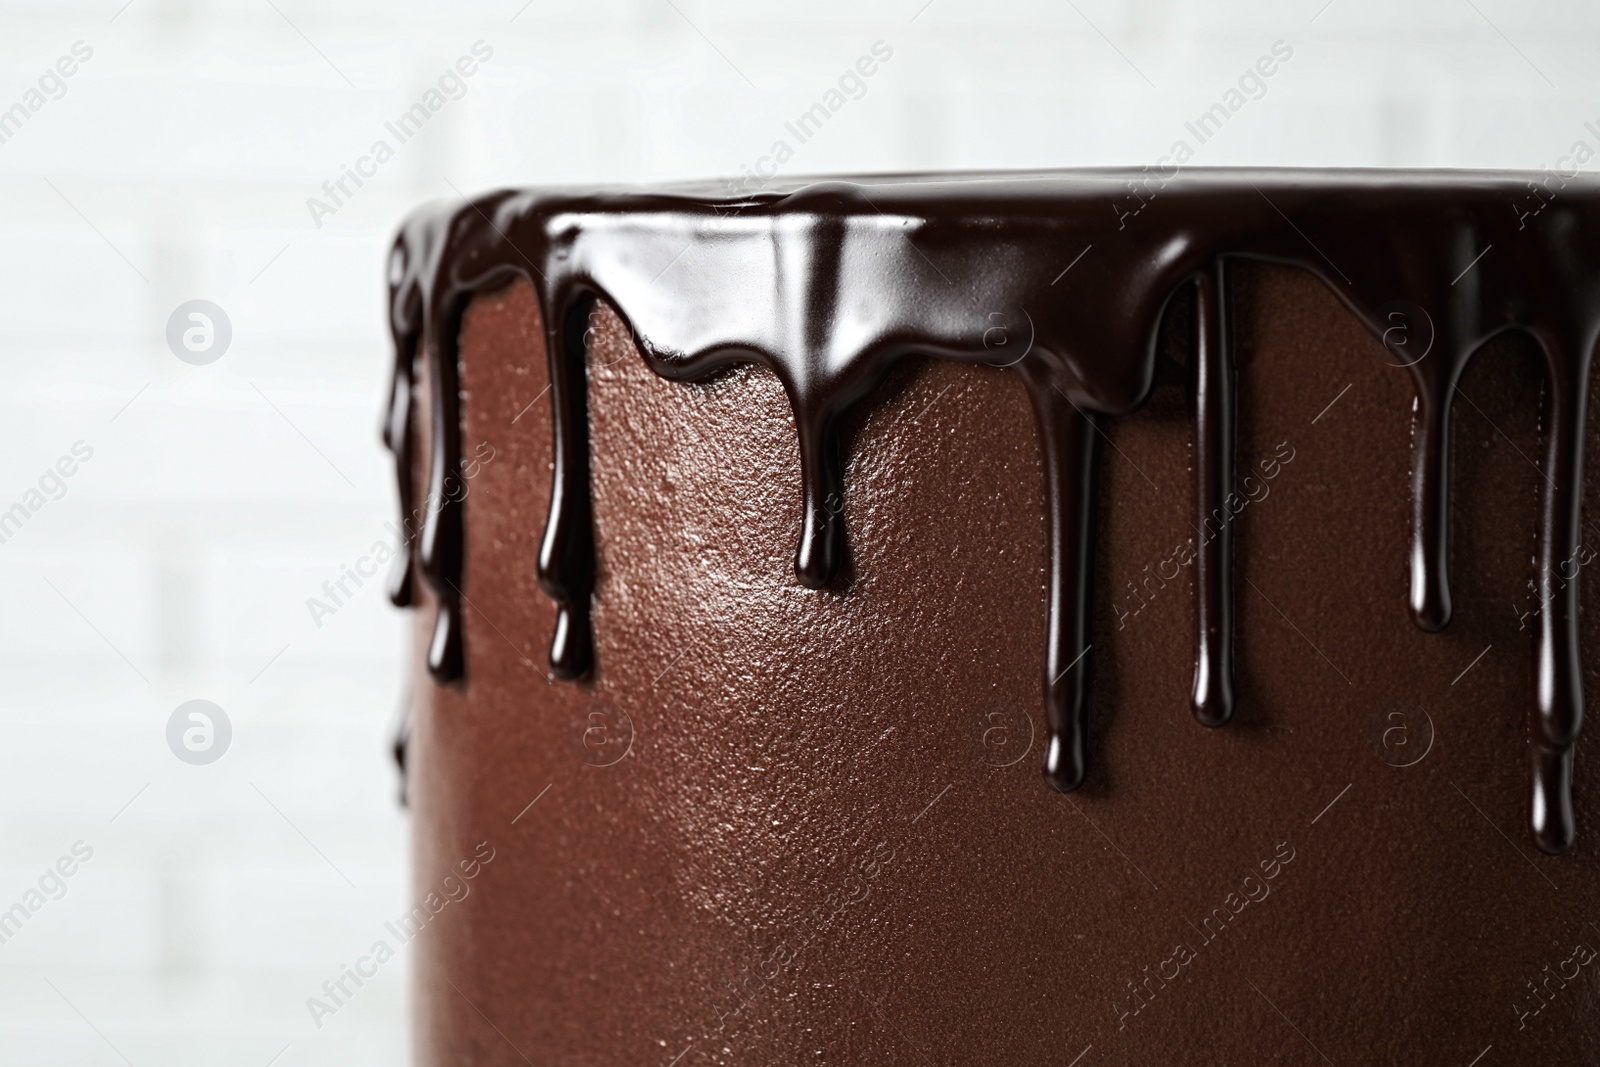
[385,171,1600,1064]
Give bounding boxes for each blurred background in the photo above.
[0,0,1593,1063]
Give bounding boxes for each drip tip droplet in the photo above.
[1531,744,1576,855]
[1043,731,1085,793]
[1191,661,1234,728]
[794,506,840,589]
[549,604,594,680]
[428,600,464,683]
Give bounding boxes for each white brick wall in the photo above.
[0,0,1592,1063]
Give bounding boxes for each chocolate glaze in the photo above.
[1192,264,1236,728]
[383,243,417,610]
[387,169,1598,854]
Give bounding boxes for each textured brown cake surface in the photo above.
[405,266,1599,1065]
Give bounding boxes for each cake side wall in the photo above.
[408,272,1600,1066]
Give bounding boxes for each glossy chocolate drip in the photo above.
[1532,339,1589,851]
[539,293,597,679]
[1192,263,1236,728]
[387,170,1598,852]
[392,693,411,807]
[420,295,467,682]
[384,246,419,609]
[1027,371,1099,793]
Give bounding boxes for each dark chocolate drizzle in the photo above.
[387,170,1597,854]
[383,242,419,610]
[1192,263,1236,729]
